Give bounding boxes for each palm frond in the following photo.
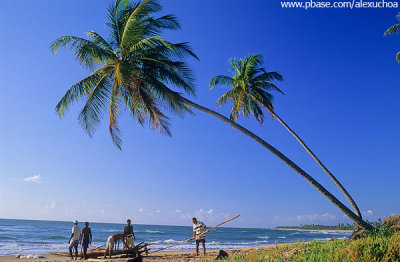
[209,75,234,89]
[257,69,283,81]
[229,58,240,75]
[106,0,132,48]
[55,68,110,117]
[109,86,123,149]
[247,98,264,125]
[78,73,112,136]
[129,36,170,52]
[50,36,114,69]
[143,77,193,115]
[216,88,238,107]
[149,14,181,31]
[126,81,171,136]
[121,0,162,53]
[244,54,263,78]
[139,58,196,95]
[384,24,400,35]
[87,31,115,54]
[250,88,274,111]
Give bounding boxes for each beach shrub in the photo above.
[219,231,400,261]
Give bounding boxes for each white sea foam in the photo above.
[163,239,177,244]
[144,230,164,234]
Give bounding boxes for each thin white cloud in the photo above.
[206,209,213,215]
[363,210,374,216]
[295,213,336,222]
[175,209,183,213]
[156,210,160,213]
[23,175,42,183]
[39,200,56,214]
[138,208,144,212]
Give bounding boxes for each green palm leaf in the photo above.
[78,73,112,135]
[384,13,400,63]
[55,68,111,117]
[50,36,115,69]
[385,24,400,35]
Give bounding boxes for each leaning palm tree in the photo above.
[210,54,362,218]
[51,0,371,229]
[384,12,400,63]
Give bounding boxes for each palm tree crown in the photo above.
[51,0,198,149]
[209,54,283,124]
[384,12,400,62]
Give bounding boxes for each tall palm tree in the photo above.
[51,0,198,149]
[209,54,362,218]
[384,12,400,63]
[51,0,371,229]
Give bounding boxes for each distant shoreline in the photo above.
[276,227,353,232]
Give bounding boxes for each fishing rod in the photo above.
[149,214,240,254]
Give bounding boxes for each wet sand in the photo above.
[0,243,283,262]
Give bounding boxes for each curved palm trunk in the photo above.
[179,96,371,230]
[269,111,362,218]
[248,93,362,218]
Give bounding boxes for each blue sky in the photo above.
[0,0,399,228]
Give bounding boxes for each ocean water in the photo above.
[0,219,351,255]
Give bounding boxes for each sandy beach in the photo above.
[0,244,283,262]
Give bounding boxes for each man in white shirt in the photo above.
[192,217,207,256]
[68,220,81,260]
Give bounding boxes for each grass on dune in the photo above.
[213,228,400,261]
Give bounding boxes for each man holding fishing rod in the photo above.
[192,217,207,256]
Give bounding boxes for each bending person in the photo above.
[104,233,126,258]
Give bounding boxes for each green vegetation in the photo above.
[277,223,355,231]
[384,12,400,63]
[217,226,400,262]
[277,219,388,231]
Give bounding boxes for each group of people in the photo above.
[68,220,93,260]
[67,217,207,259]
[68,219,135,260]
[104,219,136,258]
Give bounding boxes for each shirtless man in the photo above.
[104,233,126,258]
[80,222,92,260]
[123,219,136,249]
